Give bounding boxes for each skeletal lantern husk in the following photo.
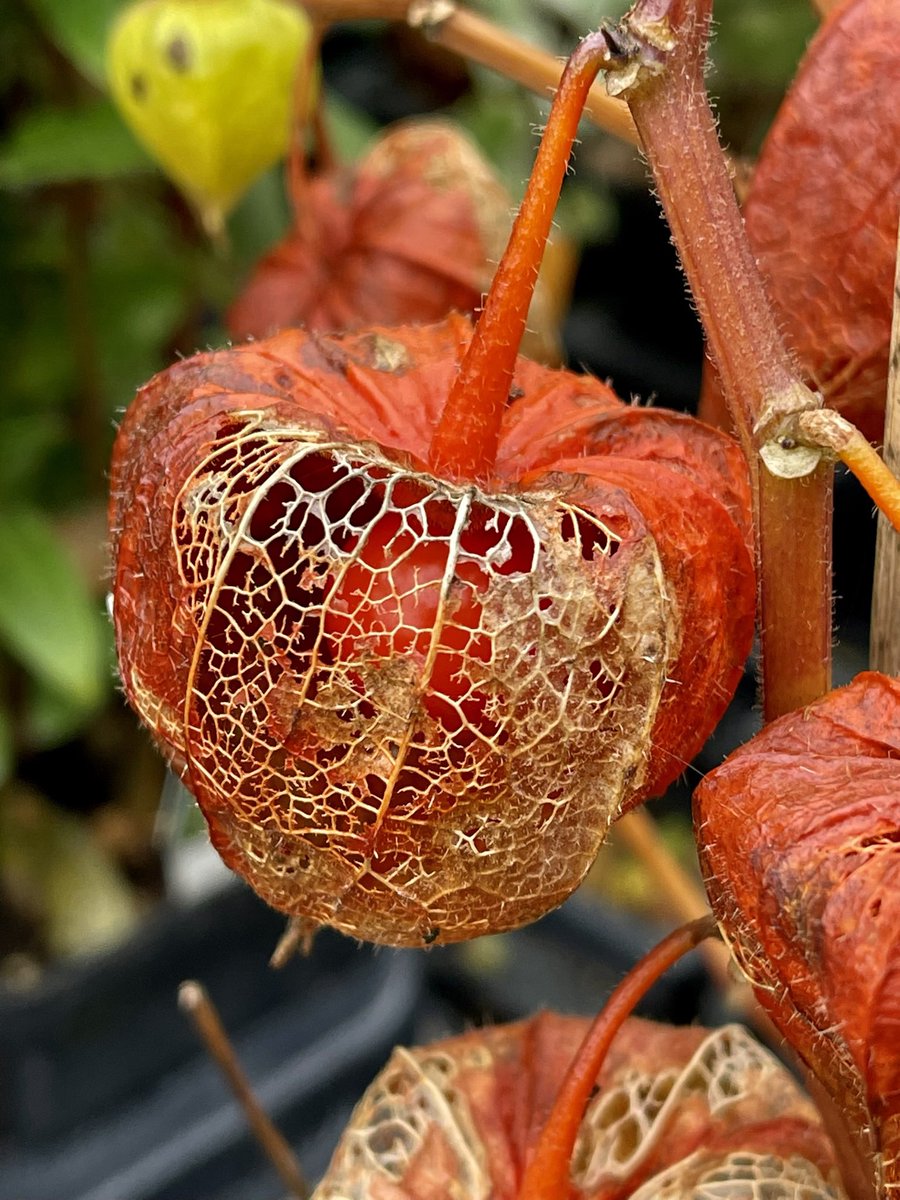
[107,0,314,237]
[312,1014,843,1199]
[109,318,754,947]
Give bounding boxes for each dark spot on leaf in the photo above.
[166,35,192,73]
[131,74,147,101]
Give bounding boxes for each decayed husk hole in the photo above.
[125,413,671,945]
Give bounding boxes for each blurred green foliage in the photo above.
[0,0,816,964]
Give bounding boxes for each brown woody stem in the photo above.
[517,915,717,1200]
[179,981,309,1199]
[428,30,620,483]
[607,0,833,720]
[615,809,732,990]
[296,1,638,145]
[288,22,328,225]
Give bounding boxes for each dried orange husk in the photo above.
[109,315,753,946]
[701,0,900,441]
[694,672,900,1194]
[227,119,562,363]
[312,1012,842,1199]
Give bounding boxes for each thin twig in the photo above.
[518,916,718,1200]
[409,4,638,146]
[270,916,318,968]
[178,980,309,1199]
[615,809,790,1047]
[871,219,900,675]
[299,0,638,145]
[615,809,731,989]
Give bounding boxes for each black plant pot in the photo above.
[0,871,716,1200]
[0,881,423,1200]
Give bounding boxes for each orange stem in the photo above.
[792,408,900,531]
[837,434,900,533]
[427,30,618,484]
[517,914,717,1200]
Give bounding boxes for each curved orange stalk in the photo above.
[517,914,717,1200]
[838,437,900,531]
[791,405,900,527]
[428,30,617,484]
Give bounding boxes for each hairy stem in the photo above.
[793,408,900,533]
[517,915,717,1200]
[608,0,833,719]
[428,29,620,483]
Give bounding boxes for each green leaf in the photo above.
[323,90,378,165]
[711,0,817,89]
[0,101,152,190]
[88,195,194,412]
[24,675,101,749]
[0,416,66,500]
[24,0,123,87]
[0,507,109,711]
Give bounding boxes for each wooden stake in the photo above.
[871,220,900,676]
